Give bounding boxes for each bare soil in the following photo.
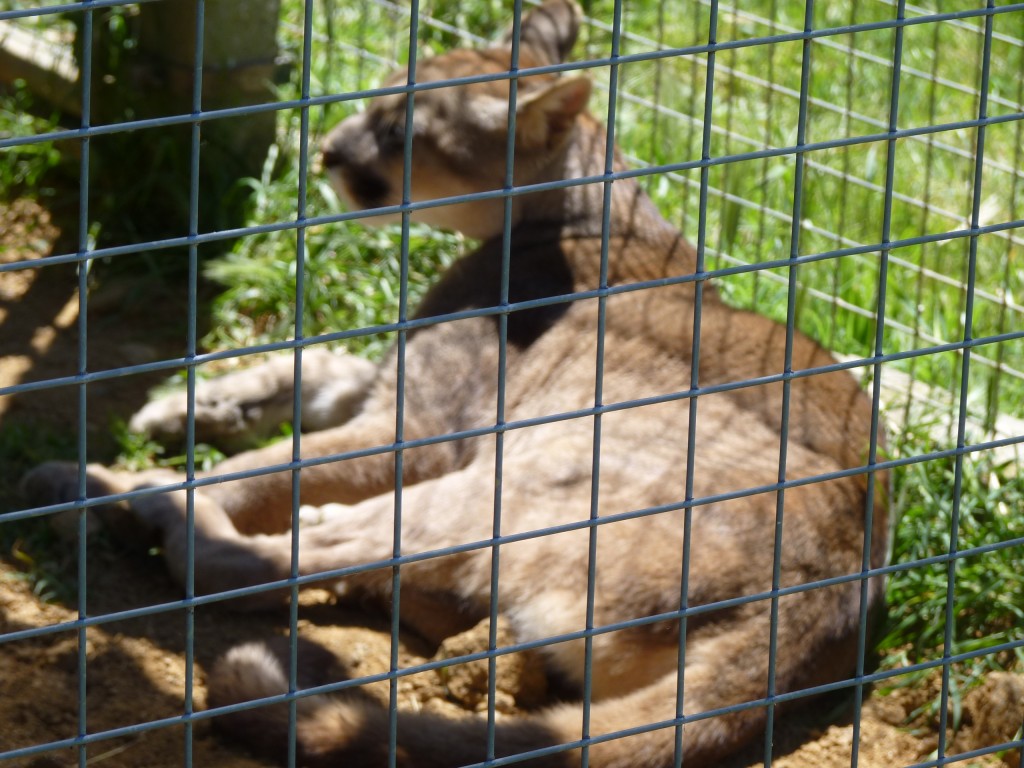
[2,197,1022,768]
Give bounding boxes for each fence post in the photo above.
[79,0,286,245]
[131,0,283,177]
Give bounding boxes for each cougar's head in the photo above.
[321,0,591,240]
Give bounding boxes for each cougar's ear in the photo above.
[515,76,591,151]
[502,0,583,65]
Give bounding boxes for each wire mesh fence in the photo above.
[1,0,1023,767]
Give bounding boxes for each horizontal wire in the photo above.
[2,622,1020,764]
[3,2,1024,152]
[4,235,1023,401]
[5,422,1023,649]
[2,131,1023,279]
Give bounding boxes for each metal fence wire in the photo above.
[1,0,1023,767]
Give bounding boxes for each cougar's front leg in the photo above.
[131,483,299,608]
[129,349,377,451]
[146,484,464,614]
[20,462,274,603]
[199,407,462,535]
[20,461,388,609]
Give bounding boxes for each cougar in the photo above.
[23,1,888,765]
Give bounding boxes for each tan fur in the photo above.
[23,1,888,764]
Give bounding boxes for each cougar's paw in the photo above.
[129,350,377,451]
[301,353,377,430]
[20,462,172,545]
[20,462,133,540]
[21,461,129,508]
[129,389,250,446]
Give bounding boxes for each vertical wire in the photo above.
[763,2,814,765]
[388,4,421,764]
[712,9,737,269]
[486,0,523,758]
[681,0,702,231]
[286,0,317,764]
[901,17,941,438]
[646,0,666,196]
[320,0,337,135]
[355,0,368,90]
[751,0,778,311]
[945,23,986,444]
[673,3,718,766]
[936,1,994,760]
[850,4,905,767]
[74,4,93,766]
[984,22,1024,436]
[581,2,622,766]
[829,0,858,351]
[183,1,206,765]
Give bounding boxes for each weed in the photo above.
[108,419,227,474]
[879,442,1024,704]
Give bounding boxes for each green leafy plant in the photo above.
[878,431,1024,714]
[0,81,62,193]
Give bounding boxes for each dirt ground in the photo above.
[2,196,1022,767]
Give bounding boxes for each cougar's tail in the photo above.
[205,640,377,767]
[207,639,567,768]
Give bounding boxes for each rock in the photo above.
[433,617,547,714]
[957,672,1024,766]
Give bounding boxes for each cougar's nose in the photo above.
[321,121,357,170]
[321,144,344,170]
